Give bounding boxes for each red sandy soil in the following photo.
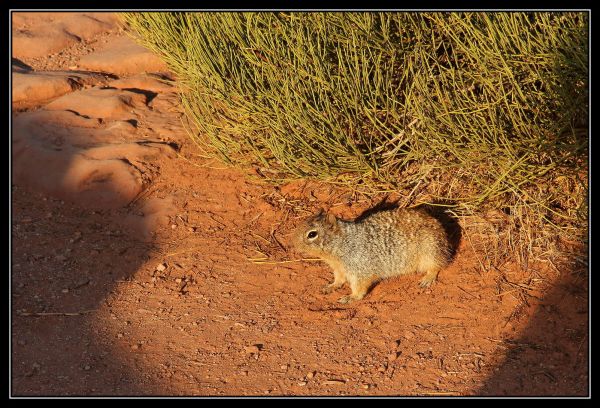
[10,12,589,397]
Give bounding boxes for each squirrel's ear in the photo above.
[326,213,337,226]
[316,208,325,217]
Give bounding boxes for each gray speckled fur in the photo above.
[293,207,451,299]
[329,210,448,279]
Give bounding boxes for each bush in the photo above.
[122,12,588,264]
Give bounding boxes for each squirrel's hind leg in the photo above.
[418,257,442,287]
[417,244,449,288]
[419,269,440,288]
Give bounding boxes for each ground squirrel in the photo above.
[292,207,451,303]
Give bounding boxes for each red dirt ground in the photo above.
[10,12,589,397]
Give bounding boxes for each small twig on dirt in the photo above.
[402,179,423,207]
[252,249,269,258]
[208,212,228,228]
[456,352,485,358]
[574,333,588,365]
[127,186,155,209]
[241,212,263,229]
[485,337,542,350]
[307,306,348,312]
[498,278,542,301]
[457,285,480,299]
[421,391,461,396]
[322,379,346,385]
[270,228,287,252]
[247,257,321,265]
[250,232,271,244]
[462,227,487,272]
[494,288,522,297]
[72,279,91,290]
[18,310,95,317]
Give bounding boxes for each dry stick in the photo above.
[457,285,479,299]
[421,391,461,396]
[402,179,423,207]
[72,279,90,290]
[461,223,487,272]
[248,258,321,265]
[241,212,263,229]
[270,228,287,252]
[18,310,95,317]
[250,232,271,244]
[494,288,523,297]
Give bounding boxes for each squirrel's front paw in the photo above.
[338,295,355,304]
[419,276,436,288]
[322,283,342,294]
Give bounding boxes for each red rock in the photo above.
[12,70,105,106]
[44,87,148,121]
[78,36,168,76]
[12,13,117,59]
[12,109,174,210]
[109,74,175,94]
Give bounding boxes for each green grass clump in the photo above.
[121,12,588,266]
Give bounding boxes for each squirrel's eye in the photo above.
[307,230,318,239]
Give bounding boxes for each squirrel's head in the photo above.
[291,209,340,257]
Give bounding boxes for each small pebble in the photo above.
[61,288,69,294]
[306,371,315,379]
[297,381,307,386]
[388,351,401,361]
[84,365,91,371]
[244,345,260,354]
[323,379,346,385]
[156,263,167,272]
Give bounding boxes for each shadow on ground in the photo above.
[477,255,589,396]
[11,124,171,396]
